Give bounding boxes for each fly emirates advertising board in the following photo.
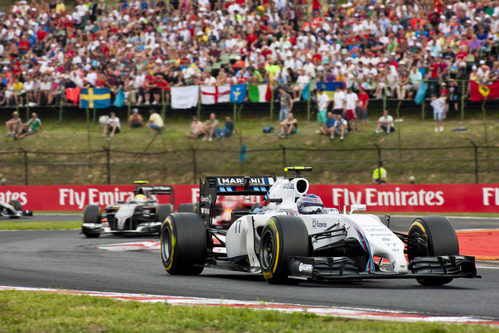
[1,184,498,213]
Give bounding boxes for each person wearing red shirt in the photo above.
[358,87,370,132]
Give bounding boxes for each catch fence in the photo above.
[0,143,498,186]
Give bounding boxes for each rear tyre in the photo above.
[8,200,22,211]
[260,215,310,284]
[156,204,173,223]
[160,213,207,275]
[82,205,101,238]
[408,216,459,286]
[177,203,197,213]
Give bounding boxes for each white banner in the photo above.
[171,86,199,109]
[200,85,231,104]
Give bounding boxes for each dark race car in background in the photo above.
[0,200,32,218]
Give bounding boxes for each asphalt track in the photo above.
[0,215,498,320]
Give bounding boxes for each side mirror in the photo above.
[350,204,367,214]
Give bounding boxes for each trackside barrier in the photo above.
[0,144,497,186]
[1,184,498,213]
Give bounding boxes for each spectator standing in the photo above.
[316,89,330,130]
[345,87,359,131]
[15,112,43,140]
[104,112,121,138]
[203,112,219,141]
[358,87,370,132]
[5,112,22,137]
[332,85,345,119]
[375,110,395,135]
[372,161,387,184]
[430,95,448,132]
[128,108,143,129]
[187,116,205,139]
[278,87,293,122]
[147,109,164,135]
[279,112,298,139]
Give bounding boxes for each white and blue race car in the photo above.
[160,167,479,285]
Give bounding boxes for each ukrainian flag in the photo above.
[316,82,344,100]
[79,88,111,109]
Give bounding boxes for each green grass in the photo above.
[1,112,498,185]
[0,221,80,230]
[0,290,496,332]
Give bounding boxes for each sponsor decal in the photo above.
[298,263,313,273]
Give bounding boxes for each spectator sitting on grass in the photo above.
[216,116,239,139]
[129,108,144,129]
[375,110,395,135]
[279,112,298,139]
[320,111,336,139]
[187,116,205,139]
[104,112,121,138]
[15,112,43,140]
[203,113,219,141]
[5,111,22,137]
[331,113,348,141]
[147,109,164,136]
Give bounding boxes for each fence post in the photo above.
[374,144,382,165]
[105,146,111,185]
[161,89,166,120]
[280,144,287,169]
[460,80,465,121]
[469,141,479,184]
[191,148,197,184]
[421,99,425,121]
[270,87,275,122]
[306,83,311,121]
[22,150,28,185]
[59,98,64,122]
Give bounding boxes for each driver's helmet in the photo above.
[297,194,324,214]
[134,194,147,202]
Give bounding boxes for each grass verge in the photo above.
[1,114,498,185]
[0,290,496,333]
[0,221,80,230]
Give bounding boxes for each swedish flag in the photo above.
[79,88,111,109]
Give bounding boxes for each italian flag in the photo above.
[248,84,271,102]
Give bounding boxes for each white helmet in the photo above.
[297,194,324,214]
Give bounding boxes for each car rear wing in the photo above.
[134,185,174,206]
[199,176,274,227]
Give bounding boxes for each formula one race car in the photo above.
[81,181,175,237]
[160,167,479,285]
[0,200,33,218]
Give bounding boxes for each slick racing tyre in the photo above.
[161,213,207,275]
[82,205,101,238]
[177,203,197,213]
[156,204,173,223]
[408,215,459,286]
[260,216,311,284]
[8,200,22,211]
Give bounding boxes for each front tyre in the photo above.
[260,216,310,284]
[408,215,459,286]
[160,213,207,275]
[82,205,101,238]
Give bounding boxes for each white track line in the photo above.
[0,286,497,326]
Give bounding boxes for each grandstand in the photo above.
[0,0,497,111]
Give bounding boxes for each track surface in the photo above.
[0,216,498,320]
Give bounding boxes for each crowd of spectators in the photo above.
[0,0,498,108]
